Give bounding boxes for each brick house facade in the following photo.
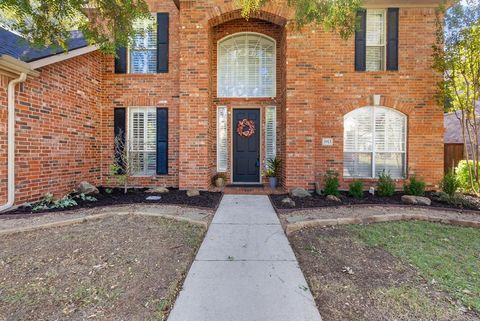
[0,0,444,206]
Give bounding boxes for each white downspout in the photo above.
[0,72,27,212]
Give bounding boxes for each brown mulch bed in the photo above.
[7,187,222,215]
[289,227,480,321]
[0,215,205,321]
[271,191,480,211]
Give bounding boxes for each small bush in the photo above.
[403,175,426,196]
[348,180,364,199]
[440,172,459,197]
[438,192,471,207]
[377,171,396,197]
[455,160,480,192]
[324,171,340,196]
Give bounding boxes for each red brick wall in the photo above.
[0,75,8,203]
[310,7,443,189]
[183,1,443,190]
[0,1,444,206]
[0,51,103,204]
[100,0,180,188]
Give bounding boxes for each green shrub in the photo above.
[455,160,480,192]
[440,172,459,197]
[438,192,471,207]
[403,175,426,196]
[324,171,340,196]
[348,180,364,199]
[377,171,396,197]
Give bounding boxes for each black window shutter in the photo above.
[355,9,367,71]
[114,47,127,73]
[156,108,168,175]
[157,13,169,73]
[386,8,399,71]
[113,108,126,173]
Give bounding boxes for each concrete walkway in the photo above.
[168,195,322,321]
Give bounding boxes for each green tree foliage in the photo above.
[433,0,480,193]
[0,0,149,53]
[237,0,362,38]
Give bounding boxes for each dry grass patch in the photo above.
[0,215,205,321]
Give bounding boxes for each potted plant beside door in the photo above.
[212,173,227,188]
[264,157,282,189]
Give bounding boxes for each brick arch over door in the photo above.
[208,13,287,185]
[207,8,289,27]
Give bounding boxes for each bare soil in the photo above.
[289,226,480,321]
[7,187,222,215]
[271,191,480,211]
[0,215,205,321]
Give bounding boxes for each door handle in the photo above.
[255,158,260,167]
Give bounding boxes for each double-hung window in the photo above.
[344,106,406,178]
[366,9,386,71]
[130,15,157,73]
[129,108,157,175]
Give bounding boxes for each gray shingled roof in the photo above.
[444,104,480,144]
[0,27,89,63]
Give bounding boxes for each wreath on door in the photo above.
[236,119,256,138]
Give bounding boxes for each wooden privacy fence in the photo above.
[444,143,464,174]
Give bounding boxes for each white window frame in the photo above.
[128,107,157,176]
[217,106,228,172]
[128,14,157,74]
[217,32,276,98]
[365,9,387,72]
[343,106,407,178]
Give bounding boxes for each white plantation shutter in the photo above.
[217,106,228,172]
[265,106,277,161]
[344,108,374,178]
[129,107,157,175]
[130,15,157,73]
[218,33,275,97]
[344,106,406,178]
[366,9,386,71]
[374,107,406,177]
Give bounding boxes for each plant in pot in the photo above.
[265,157,281,189]
[212,173,227,188]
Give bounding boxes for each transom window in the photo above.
[344,106,406,178]
[217,33,276,98]
[128,107,157,175]
[130,15,157,74]
[366,9,386,71]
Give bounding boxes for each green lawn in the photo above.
[349,221,480,312]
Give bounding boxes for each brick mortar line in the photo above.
[0,210,207,236]
[285,213,480,235]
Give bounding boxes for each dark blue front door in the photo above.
[233,109,260,183]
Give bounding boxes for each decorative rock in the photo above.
[281,197,296,207]
[326,195,341,202]
[314,182,322,196]
[145,196,161,201]
[146,187,169,194]
[186,189,200,197]
[290,187,311,198]
[75,181,99,195]
[401,195,431,206]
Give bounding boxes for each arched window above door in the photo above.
[217,33,276,98]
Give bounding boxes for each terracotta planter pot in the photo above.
[215,177,225,188]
